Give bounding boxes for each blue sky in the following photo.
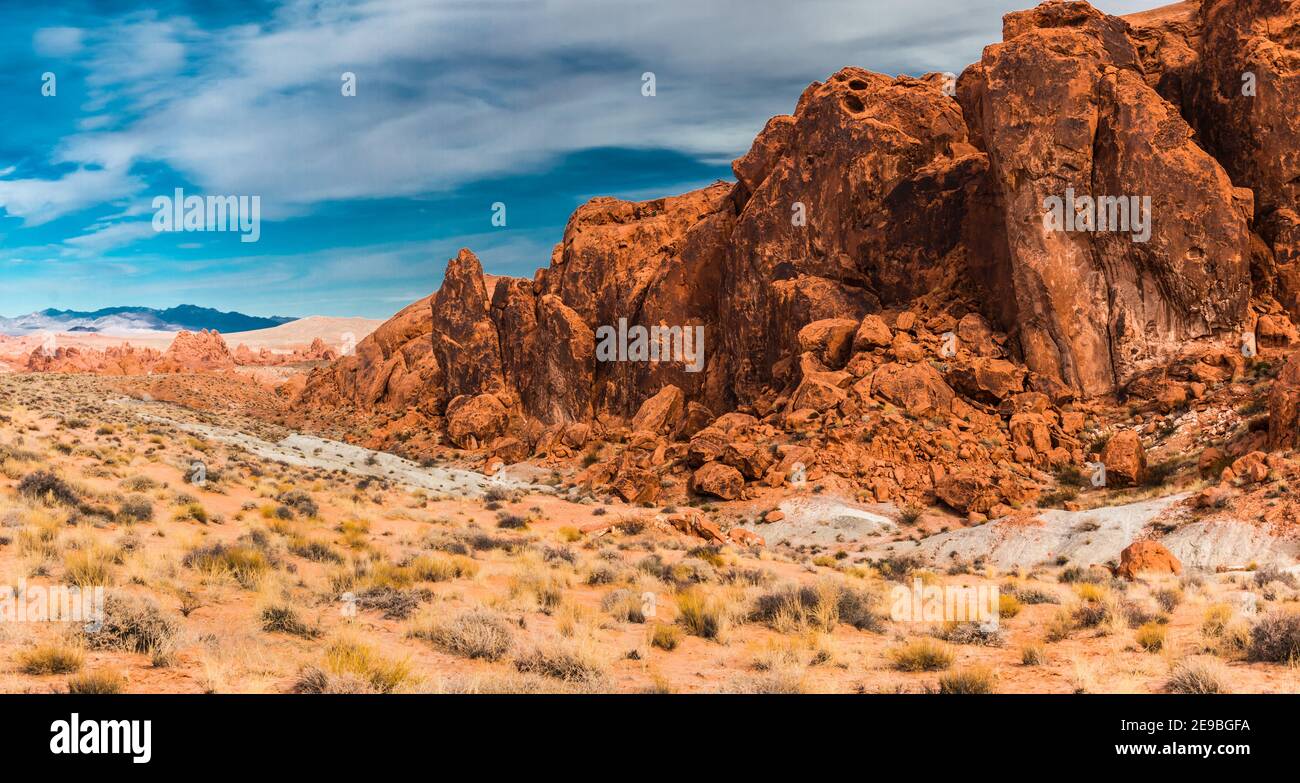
[0,0,1153,319]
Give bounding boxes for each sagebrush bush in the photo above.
[414,608,514,661]
[18,470,80,506]
[1166,657,1230,694]
[1247,610,1300,663]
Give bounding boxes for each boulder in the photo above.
[690,462,745,500]
[1116,540,1182,580]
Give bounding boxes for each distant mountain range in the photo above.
[0,305,296,336]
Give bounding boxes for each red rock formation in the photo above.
[958,0,1250,397]
[152,329,236,373]
[293,0,1300,510]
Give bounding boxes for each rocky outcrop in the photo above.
[291,0,1300,513]
[958,0,1251,397]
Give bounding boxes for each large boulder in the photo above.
[868,362,955,416]
[689,462,745,500]
[446,394,508,449]
[1116,540,1182,580]
[1101,429,1147,486]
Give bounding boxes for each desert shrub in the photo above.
[1014,587,1059,605]
[1154,588,1183,613]
[889,639,954,672]
[676,588,730,641]
[117,495,154,523]
[1201,604,1233,638]
[601,589,649,624]
[275,490,319,518]
[67,669,126,694]
[120,475,158,492]
[1044,609,1075,642]
[1020,644,1046,666]
[496,512,528,530]
[934,621,1004,647]
[938,666,996,694]
[414,608,514,661]
[294,638,412,694]
[650,623,681,651]
[16,643,84,675]
[408,553,478,582]
[1166,657,1230,694]
[1058,566,1103,584]
[18,470,80,506]
[542,545,577,566]
[354,586,430,620]
[584,563,620,586]
[513,638,606,683]
[1254,565,1299,589]
[507,563,568,610]
[63,546,117,588]
[663,557,717,587]
[1247,610,1300,663]
[81,592,180,661]
[749,581,883,633]
[1136,622,1166,652]
[998,594,1022,619]
[261,604,320,639]
[182,543,269,589]
[874,555,922,581]
[288,537,343,564]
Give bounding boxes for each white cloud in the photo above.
[15,0,1161,225]
[33,27,84,57]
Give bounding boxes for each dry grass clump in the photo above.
[287,536,343,564]
[601,588,651,623]
[80,591,180,665]
[728,665,807,694]
[650,623,681,651]
[1135,621,1167,652]
[412,608,514,661]
[933,621,1005,647]
[938,665,996,694]
[1166,656,1231,694]
[67,669,126,694]
[16,643,84,675]
[676,587,733,641]
[1020,643,1046,666]
[889,638,955,671]
[63,544,118,587]
[260,604,320,639]
[749,581,883,633]
[408,553,479,582]
[507,560,569,611]
[182,542,270,589]
[513,637,607,684]
[293,638,413,694]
